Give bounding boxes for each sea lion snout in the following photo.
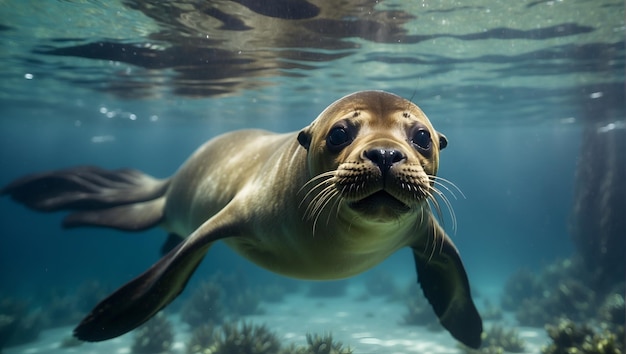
[363,148,406,177]
[334,144,426,219]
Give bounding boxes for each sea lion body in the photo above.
[165,130,415,279]
[2,91,482,348]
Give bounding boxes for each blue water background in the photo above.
[0,0,623,321]
[0,95,581,296]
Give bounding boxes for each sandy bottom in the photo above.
[4,285,548,354]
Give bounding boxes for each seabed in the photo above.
[3,285,548,354]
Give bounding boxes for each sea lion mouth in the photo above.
[348,190,411,215]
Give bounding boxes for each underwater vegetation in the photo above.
[187,321,281,354]
[401,295,439,327]
[500,268,542,312]
[74,280,111,314]
[255,277,301,304]
[43,291,85,329]
[42,280,111,329]
[207,321,280,354]
[188,321,353,354]
[502,255,625,354]
[0,296,42,349]
[131,313,174,354]
[355,273,404,303]
[213,271,266,315]
[501,257,624,327]
[188,323,217,354]
[570,125,625,290]
[291,333,353,354]
[258,282,290,303]
[459,323,526,354]
[207,270,298,307]
[210,271,264,317]
[307,280,349,298]
[480,299,504,322]
[599,292,626,327]
[0,281,112,350]
[542,318,624,354]
[182,281,227,327]
[400,287,441,331]
[210,271,249,301]
[363,271,399,299]
[181,271,266,328]
[225,288,265,317]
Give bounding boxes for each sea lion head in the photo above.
[298,90,448,221]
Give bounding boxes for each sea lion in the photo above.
[1,90,482,348]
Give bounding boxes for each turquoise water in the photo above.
[0,1,624,353]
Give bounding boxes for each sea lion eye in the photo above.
[326,126,352,151]
[411,129,431,150]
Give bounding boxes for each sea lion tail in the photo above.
[1,165,169,231]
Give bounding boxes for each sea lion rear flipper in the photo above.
[62,197,166,231]
[1,166,170,231]
[412,223,482,349]
[73,213,240,341]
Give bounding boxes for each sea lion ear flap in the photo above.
[438,132,448,150]
[297,127,312,150]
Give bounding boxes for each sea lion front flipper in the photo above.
[73,211,240,342]
[160,233,184,256]
[412,223,482,349]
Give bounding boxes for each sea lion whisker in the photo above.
[417,207,431,255]
[430,175,466,199]
[302,188,322,220]
[325,189,344,227]
[344,181,358,200]
[313,186,338,220]
[335,195,344,219]
[424,189,445,226]
[310,184,340,224]
[299,172,337,213]
[424,192,444,262]
[311,187,340,236]
[424,217,446,264]
[300,177,334,211]
[430,179,459,200]
[437,221,446,258]
[310,195,328,235]
[428,185,458,234]
[307,184,337,222]
[303,184,327,221]
[427,175,462,230]
[426,222,438,263]
[299,171,336,194]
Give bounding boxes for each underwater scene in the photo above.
[0,1,624,353]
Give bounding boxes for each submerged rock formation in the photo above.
[570,118,625,291]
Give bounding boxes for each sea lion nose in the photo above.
[364,148,405,174]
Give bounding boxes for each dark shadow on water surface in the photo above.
[27,1,600,99]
